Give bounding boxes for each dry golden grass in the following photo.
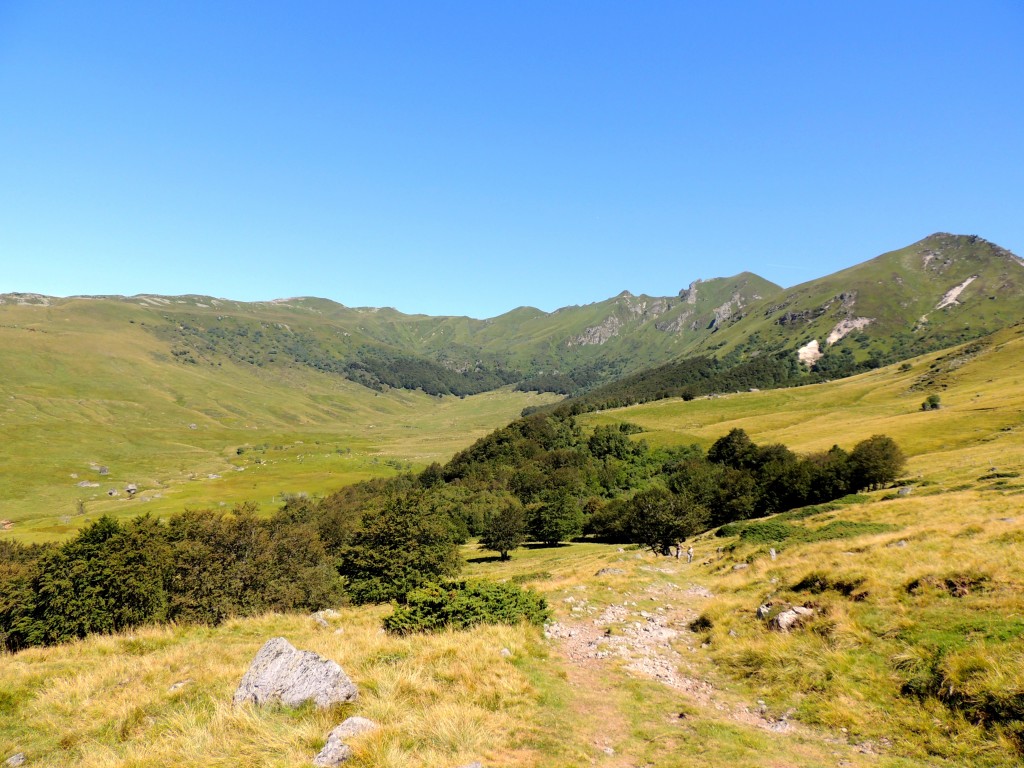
[0,607,552,768]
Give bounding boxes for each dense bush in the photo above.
[382,580,550,635]
[0,506,345,652]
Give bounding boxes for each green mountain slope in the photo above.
[0,299,557,539]
[548,234,1024,411]
[3,234,1019,402]
[709,233,1024,365]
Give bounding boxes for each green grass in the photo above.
[0,300,557,542]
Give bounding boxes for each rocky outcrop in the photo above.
[826,316,873,344]
[797,340,822,367]
[679,279,701,304]
[936,275,978,310]
[568,315,622,346]
[655,310,693,333]
[233,637,358,709]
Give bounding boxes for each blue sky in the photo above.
[1,2,1021,318]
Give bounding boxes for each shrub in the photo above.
[383,580,550,635]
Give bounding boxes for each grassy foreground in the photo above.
[3,329,1024,765]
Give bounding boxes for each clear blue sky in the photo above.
[1,2,1021,318]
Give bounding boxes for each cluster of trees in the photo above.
[430,412,904,558]
[521,353,814,417]
[344,352,518,397]
[0,505,343,652]
[0,490,464,652]
[0,410,904,652]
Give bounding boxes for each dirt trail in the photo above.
[545,577,795,734]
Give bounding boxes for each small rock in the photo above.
[312,717,378,767]
[455,763,483,768]
[595,567,625,576]
[770,606,814,632]
[756,603,772,620]
[233,637,358,709]
[732,563,749,570]
[312,742,352,767]
[329,716,378,741]
[167,678,193,692]
[500,648,512,658]
[5,754,26,767]
[769,548,777,560]
[313,615,329,629]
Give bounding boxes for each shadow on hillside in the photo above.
[466,554,505,564]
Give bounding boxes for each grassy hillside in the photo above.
[3,272,784,404]
[3,328,1023,766]
[708,233,1024,364]
[582,323,1024,487]
[0,300,556,541]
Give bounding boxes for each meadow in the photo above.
[0,301,554,541]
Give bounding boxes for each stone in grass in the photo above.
[312,717,379,767]
[5,754,26,768]
[233,637,358,709]
[769,606,814,632]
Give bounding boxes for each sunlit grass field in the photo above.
[0,300,556,541]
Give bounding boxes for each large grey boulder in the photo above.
[233,637,358,709]
[312,717,379,767]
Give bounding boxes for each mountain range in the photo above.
[3,233,1021,399]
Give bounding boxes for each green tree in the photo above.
[849,435,905,491]
[339,492,461,604]
[479,501,528,560]
[707,428,758,470]
[530,489,584,546]
[624,487,708,555]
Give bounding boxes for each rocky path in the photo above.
[545,574,796,734]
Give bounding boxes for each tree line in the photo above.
[0,413,904,652]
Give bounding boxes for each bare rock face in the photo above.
[313,717,379,767]
[233,637,358,709]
